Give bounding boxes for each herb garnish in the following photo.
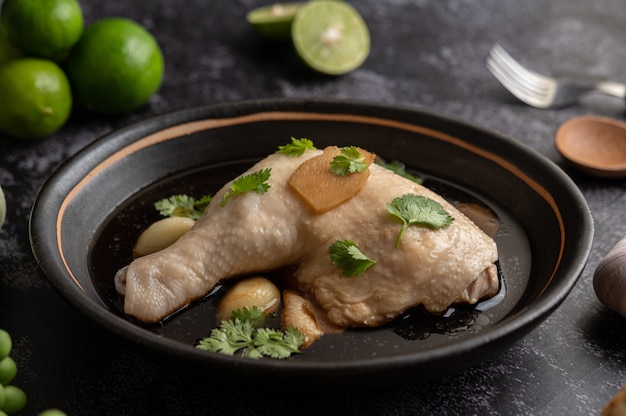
[329,146,368,176]
[386,194,454,246]
[277,137,316,156]
[154,194,212,220]
[196,306,304,359]
[220,168,272,207]
[329,240,376,277]
[377,160,423,184]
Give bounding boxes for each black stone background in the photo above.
[1,1,626,414]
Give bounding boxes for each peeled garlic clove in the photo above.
[593,236,626,318]
[133,216,195,257]
[217,276,281,323]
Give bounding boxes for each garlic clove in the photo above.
[216,276,281,323]
[593,236,626,318]
[133,216,196,258]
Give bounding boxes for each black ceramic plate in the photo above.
[30,99,593,385]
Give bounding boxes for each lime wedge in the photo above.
[291,0,370,75]
[247,2,304,42]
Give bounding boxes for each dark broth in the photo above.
[89,161,530,355]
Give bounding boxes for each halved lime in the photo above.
[246,2,304,42]
[291,0,370,75]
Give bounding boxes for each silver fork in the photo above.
[486,44,626,108]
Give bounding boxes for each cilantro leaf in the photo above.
[277,137,316,156]
[282,326,306,350]
[193,194,213,214]
[231,305,266,326]
[329,146,368,176]
[220,168,271,207]
[254,327,304,359]
[197,319,255,356]
[329,240,376,277]
[376,160,423,184]
[154,194,212,220]
[196,306,304,359]
[386,194,454,246]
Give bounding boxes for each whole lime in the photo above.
[0,58,72,140]
[0,0,83,60]
[0,385,5,411]
[38,410,68,416]
[1,385,27,414]
[64,17,164,115]
[0,356,17,386]
[0,28,22,66]
[0,329,11,359]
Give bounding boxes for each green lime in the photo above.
[0,0,83,60]
[0,58,72,140]
[291,0,370,75]
[0,386,5,410]
[64,17,164,115]
[0,357,17,386]
[38,410,67,416]
[0,331,10,360]
[0,29,21,66]
[247,2,304,42]
[0,385,26,414]
[0,186,5,229]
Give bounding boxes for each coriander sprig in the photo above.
[277,137,316,156]
[329,240,376,277]
[154,194,212,220]
[376,160,423,184]
[329,146,368,176]
[386,194,454,246]
[196,306,304,359]
[220,168,272,206]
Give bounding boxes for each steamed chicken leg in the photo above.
[116,148,499,335]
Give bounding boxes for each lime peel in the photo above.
[0,58,72,140]
[0,0,84,60]
[64,17,164,115]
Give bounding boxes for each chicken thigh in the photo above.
[117,148,499,332]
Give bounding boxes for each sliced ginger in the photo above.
[288,146,375,213]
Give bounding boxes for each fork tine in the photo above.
[489,45,551,94]
[486,44,557,108]
[487,55,546,98]
[486,56,551,108]
[486,44,618,108]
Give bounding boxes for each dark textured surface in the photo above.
[1,0,625,414]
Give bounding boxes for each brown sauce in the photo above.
[89,162,528,347]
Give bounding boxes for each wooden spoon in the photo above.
[555,115,626,178]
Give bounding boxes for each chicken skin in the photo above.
[116,148,499,333]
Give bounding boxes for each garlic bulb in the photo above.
[594,236,626,318]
